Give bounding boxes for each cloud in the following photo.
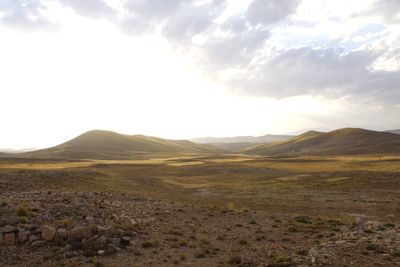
[369,0,400,23]
[246,0,301,25]
[58,0,116,18]
[224,47,400,104]
[0,0,57,31]
[200,17,270,67]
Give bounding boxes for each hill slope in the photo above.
[192,134,292,144]
[245,128,400,156]
[386,129,400,135]
[24,130,219,159]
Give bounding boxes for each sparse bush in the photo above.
[195,251,205,258]
[238,239,248,245]
[273,256,293,267]
[295,249,308,256]
[392,251,400,257]
[16,205,29,217]
[142,240,159,248]
[295,216,311,224]
[228,254,241,265]
[384,223,395,228]
[179,240,188,247]
[315,233,324,239]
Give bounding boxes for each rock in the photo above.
[309,246,336,265]
[18,229,29,243]
[111,237,121,247]
[70,226,94,241]
[64,244,72,251]
[81,239,96,257]
[55,228,68,240]
[54,228,68,245]
[42,225,56,241]
[97,225,115,237]
[84,216,94,223]
[96,235,108,249]
[28,235,39,243]
[3,232,16,245]
[106,243,120,254]
[2,225,17,233]
[31,240,47,247]
[365,220,380,229]
[121,236,130,246]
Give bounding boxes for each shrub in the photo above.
[16,205,29,217]
[228,254,241,265]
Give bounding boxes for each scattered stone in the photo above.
[42,225,56,241]
[98,225,115,237]
[29,235,39,243]
[97,235,108,249]
[121,236,130,246]
[18,229,29,243]
[84,216,94,223]
[111,214,119,221]
[111,237,121,247]
[31,240,47,247]
[55,229,68,241]
[3,232,16,245]
[70,226,93,242]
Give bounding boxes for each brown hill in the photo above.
[387,129,400,135]
[23,130,219,159]
[245,128,400,156]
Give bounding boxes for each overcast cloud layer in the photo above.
[0,0,399,147]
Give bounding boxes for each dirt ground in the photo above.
[1,154,400,266]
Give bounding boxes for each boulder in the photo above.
[31,240,47,247]
[97,225,115,237]
[96,235,108,249]
[42,225,56,241]
[121,236,130,246]
[3,232,16,245]
[1,225,17,234]
[18,229,29,243]
[55,229,68,240]
[70,226,94,241]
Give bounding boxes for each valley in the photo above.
[1,154,400,266]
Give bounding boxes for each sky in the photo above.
[0,0,400,149]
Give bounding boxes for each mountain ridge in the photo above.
[20,130,219,159]
[245,128,400,156]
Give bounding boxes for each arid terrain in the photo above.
[1,154,400,266]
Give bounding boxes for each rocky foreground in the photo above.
[1,190,400,266]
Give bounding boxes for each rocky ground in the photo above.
[1,190,400,267]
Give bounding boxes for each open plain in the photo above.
[1,154,400,266]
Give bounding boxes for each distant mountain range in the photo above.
[386,129,400,135]
[191,134,293,152]
[1,128,400,159]
[192,134,293,144]
[245,128,400,156]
